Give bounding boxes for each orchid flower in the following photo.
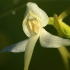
[48,8,70,70]
[1,2,70,70]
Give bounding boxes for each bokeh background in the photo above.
[0,0,70,70]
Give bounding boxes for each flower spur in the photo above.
[1,2,70,70]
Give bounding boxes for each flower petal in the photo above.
[39,28,70,48]
[24,2,49,27]
[24,34,39,70]
[1,39,28,53]
[23,11,32,37]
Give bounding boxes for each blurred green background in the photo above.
[0,0,70,70]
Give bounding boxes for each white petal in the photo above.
[39,28,70,48]
[24,2,49,27]
[23,12,31,37]
[1,39,28,53]
[24,34,39,70]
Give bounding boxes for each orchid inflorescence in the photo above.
[1,2,70,70]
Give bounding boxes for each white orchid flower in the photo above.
[1,2,70,70]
